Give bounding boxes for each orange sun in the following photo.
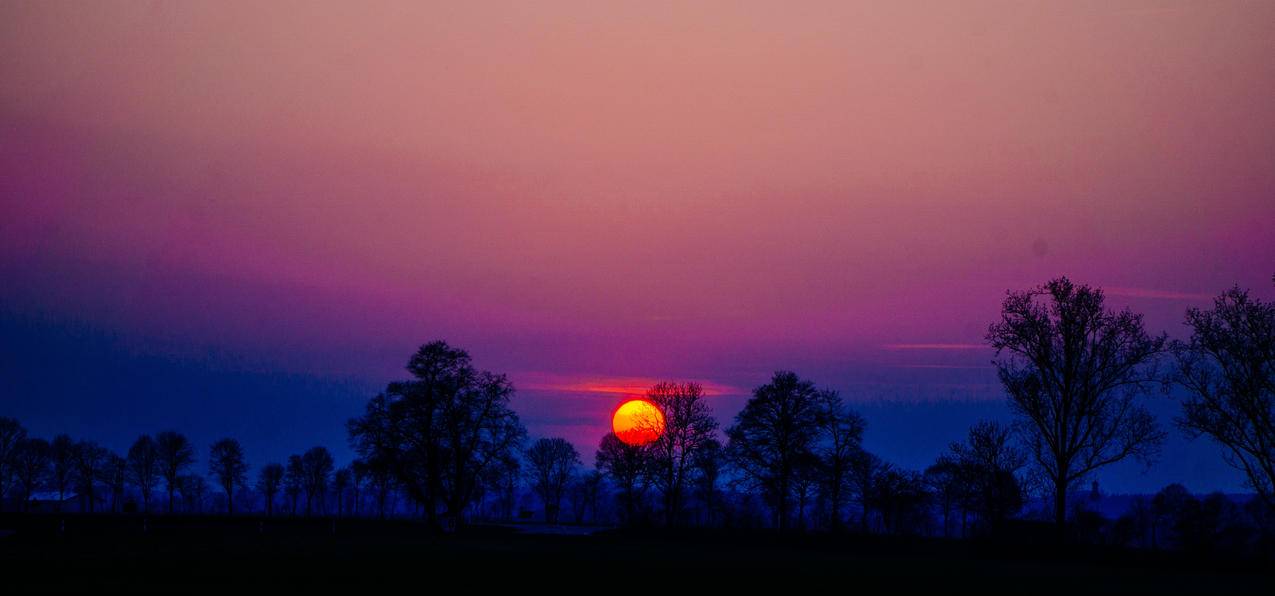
[612,399,665,446]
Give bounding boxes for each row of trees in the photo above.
[1,276,1272,551]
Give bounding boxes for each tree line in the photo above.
[1,276,1272,554]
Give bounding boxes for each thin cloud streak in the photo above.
[883,343,987,351]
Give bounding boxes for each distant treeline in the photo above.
[1,275,1273,557]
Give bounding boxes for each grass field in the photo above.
[1,514,1270,592]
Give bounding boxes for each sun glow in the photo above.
[611,399,665,446]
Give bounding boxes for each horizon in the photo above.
[3,1,1275,495]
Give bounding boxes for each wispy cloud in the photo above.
[883,343,986,351]
[514,372,745,397]
[1105,287,1213,301]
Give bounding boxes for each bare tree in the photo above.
[847,447,884,531]
[924,455,967,538]
[646,382,719,527]
[301,446,334,515]
[726,371,832,531]
[155,431,195,514]
[948,421,1027,533]
[0,417,25,512]
[105,453,127,513]
[1173,285,1275,507]
[525,437,579,524]
[257,463,284,516]
[126,435,160,513]
[595,432,650,525]
[12,438,50,511]
[817,396,866,530]
[988,277,1165,537]
[72,441,108,513]
[50,434,75,510]
[208,438,248,514]
[692,439,724,526]
[284,455,304,515]
[178,474,208,514]
[333,467,352,517]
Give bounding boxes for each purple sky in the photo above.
[2,1,1273,493]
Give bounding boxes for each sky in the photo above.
[1,1,1273,494]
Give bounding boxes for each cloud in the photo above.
[514,372,745,398]
[1105,287,1213,301]
[883,343,986,350]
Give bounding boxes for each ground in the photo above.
[0,514,1269,592]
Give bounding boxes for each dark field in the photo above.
[0,514,1270,592]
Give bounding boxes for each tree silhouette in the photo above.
[0,417,25,512]
[868,466,931,535]
[105,453,127,513]
[155,431,196,514]
[692,438,724,526]
[72,441,108,513]
[284,455,304,515]
[126,435,160,513]
[924,455,967,537]
[257,463,284,516]
[333,467,352,517]
[1173,285,1275,507]
[848,448,884,531]
[646,382,719,527]
[50,434,74,511]
[348,341,527,528]
[816,395,866,530]
[947,421,1027,534]
[348,394,396,519]
[525,437,578,524]
[301,446,334,515]
[208,438,248,514]
[178,474,208,514]
[12,438,50,511]
[595,432,650,525]
[988,277,1165,538]
[726,371,834,531]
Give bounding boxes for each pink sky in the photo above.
[2,1,1274,459]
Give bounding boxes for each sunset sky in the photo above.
[2,1,1273,492]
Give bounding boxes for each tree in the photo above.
[301,446,334,515]
[347,341,527,528]
[208,438,248,514]
[333,467,352,517]
[1173,285,1275,508]
[817,397,866,530]
[948,421,1028,533]
[595,432,650,525]
[988,277,1165,537]
[155,431,195,514]
[178,474,208,514]
[126,435,160,513]
[12,438,50,511]
[0,417,26,511]
[692,439,724,526]
[104,453,127,513]
[726,371,833,531]
[646,382,719,527]
[868,466,931,535]
[50,434,75,510]
[847,448,884,531]
[257,463,285,516]
[284,454,304,515]
[925,455,967,538]
[72,441,108,513]
[525,437,579,524]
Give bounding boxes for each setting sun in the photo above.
[611,399,665,446]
